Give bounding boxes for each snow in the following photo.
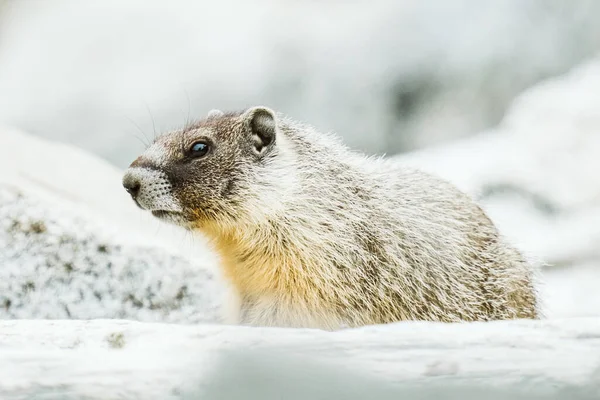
[1,319,600,398]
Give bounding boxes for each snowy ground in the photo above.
[2,319,600,399]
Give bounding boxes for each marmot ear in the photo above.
[242,106,277,155]
[207,109,224,118]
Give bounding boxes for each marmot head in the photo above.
[122,106,279,229]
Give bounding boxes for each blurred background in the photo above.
[0,0,599,167]
[1,0,600,322]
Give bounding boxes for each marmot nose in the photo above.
[122,173,141,198]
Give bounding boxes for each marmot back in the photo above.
[122,106,539,329]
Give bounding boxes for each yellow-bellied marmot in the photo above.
[122,106,539,330]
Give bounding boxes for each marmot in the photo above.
[122,106,539,330]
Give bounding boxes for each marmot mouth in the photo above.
[151,210,181,218]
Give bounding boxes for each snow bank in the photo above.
[1,319,600,399]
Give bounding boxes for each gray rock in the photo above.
[0,185,222,323]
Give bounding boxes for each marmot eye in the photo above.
[189,141,210,158]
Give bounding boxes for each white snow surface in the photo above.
[1,319,600,399]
